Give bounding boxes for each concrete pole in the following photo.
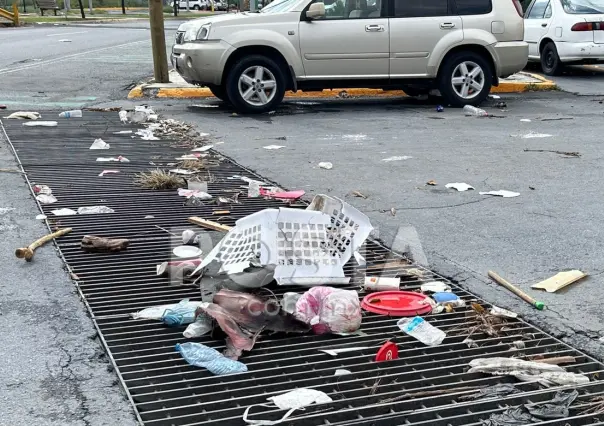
[65,0,71,11]
[186,0,189,11]
[88,0,92,13]
[149,0,169,83]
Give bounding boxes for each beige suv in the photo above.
[172,0,528,113]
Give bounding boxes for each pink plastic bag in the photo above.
[294,287,362,335]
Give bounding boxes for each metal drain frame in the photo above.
[2,112,604,426]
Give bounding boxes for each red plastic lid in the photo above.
[361,291,432,317]
[375,341,398,362]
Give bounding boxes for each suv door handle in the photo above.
[365,24,385,32]
[440,22,456,29]
[541,23,547,27]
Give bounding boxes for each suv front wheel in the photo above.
[438,51,493,107]
[225,55,286,114]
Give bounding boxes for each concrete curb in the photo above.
[127,72,557,100]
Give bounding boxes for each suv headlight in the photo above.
[183,22,212,42]
[197,23,211,40]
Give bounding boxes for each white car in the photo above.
[171,0,211,10]
[524,0,604,75]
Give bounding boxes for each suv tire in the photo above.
[225,54,286,114]
[207,84,228,102]
[541,42,563,76]
[438,51,493,107]
[193,4,200,9]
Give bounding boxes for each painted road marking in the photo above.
[0,39,150,75]
[46,31,89,37]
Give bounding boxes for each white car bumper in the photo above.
[557,42,604,62]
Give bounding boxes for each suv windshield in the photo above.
[260,0,298,13]
[561,0,604,13]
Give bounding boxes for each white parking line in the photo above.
[46,31,89,37]
[0,39,149,75]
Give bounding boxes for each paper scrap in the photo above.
[318,162,333,170]
[59,39,72,42]
[7,111,40,120]
[191,145,213,152]
[36,194,57,204]
[51,208,77,216]
[98,170,119,177]
[319,347,371,356]
[36,214,47,220]
[382,156,413,162]
[334,369,352,376]
[90,138,110,149]
[531,270,587,293]
[136,128,159,140]
[77,206,115,214]
[23,121,57,127]
[490,306,518,318]
[479,190,520,198]
[170,169,195,175]
[263,145,285,150]
[445,183,474,192]
[113,130,132,134]
[520,119,532,122]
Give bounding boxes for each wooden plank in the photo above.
[187,216,233,232]
[531,270,587,293]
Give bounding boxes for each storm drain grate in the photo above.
[2,112,604,426]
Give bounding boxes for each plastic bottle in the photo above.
[463,105,488,117]
[175,342,248,375]
[59,110,83,118]
[397,316,446,346]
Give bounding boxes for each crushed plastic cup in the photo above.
[397,316,446,346]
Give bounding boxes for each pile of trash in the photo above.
[119,105,206,145]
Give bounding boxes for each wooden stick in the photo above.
[488,270,545,310]
[188,216,233,232]
[533,356,576,365]
[81,235,129,253]
[15,227,72,262]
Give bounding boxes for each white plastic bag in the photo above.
[295,287,361,335]
[243,388,332,425]
[131,300,206,320]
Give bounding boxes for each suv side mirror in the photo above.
[306,2,325,19]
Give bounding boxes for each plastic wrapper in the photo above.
[294,287,362,335]
[183,316,213,338]
[36,194,57,204]
[469,357,589,386]
[130,299,206,320]
[161,298,201,326]
[77,206,115,214]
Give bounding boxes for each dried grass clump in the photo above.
[134,169,184,190]
[179,160,207,171]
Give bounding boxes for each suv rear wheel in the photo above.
[225,54,286,114]
[438,51,493,107]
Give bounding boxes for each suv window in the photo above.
[527,0,549,17]
[323,0,383,18]
[454,0,492,14]
[393,0,448,17]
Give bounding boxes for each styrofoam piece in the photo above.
[23,121,58,127]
